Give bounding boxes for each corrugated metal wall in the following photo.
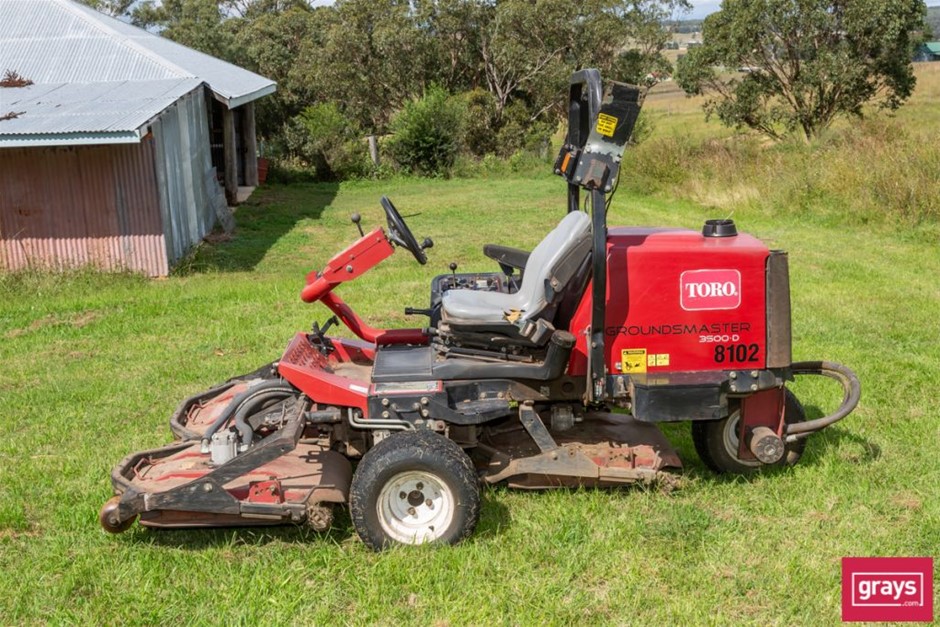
[0,86,225,276]
[151,86,222,266]
[0,139,169,275]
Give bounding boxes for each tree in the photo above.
[79,0,135,18]
[308,0,432,135]
[676,0,928,141]
[132,0,235,58]
[228,2,329,138]
[611,0,691,90]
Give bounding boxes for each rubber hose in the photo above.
[232,385,296,448]
[784,361,861,437]
[201,380,295,445]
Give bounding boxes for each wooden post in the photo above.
[223,107,238,206]
[367,134,380,168]
[242,102,259,187]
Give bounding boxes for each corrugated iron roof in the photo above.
[0,78,202,146]
[0,0,276,144]
[0,0,275,105]
[924,42,940,54]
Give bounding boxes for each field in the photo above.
[2,72,940,623]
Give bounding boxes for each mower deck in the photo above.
[104,396,351,532]
[117,441,350,528]
[480,412,682,489]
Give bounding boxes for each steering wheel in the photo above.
[381,195,427,265]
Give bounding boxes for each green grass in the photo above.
[1,170,938,624]
[632,63,940,229]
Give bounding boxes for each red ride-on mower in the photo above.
[101,70,860,550]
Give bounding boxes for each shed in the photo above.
[0,0,275,276]
[913,42,940,62]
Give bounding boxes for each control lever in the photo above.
[421,237,434,250]
[404,307,433,317]
[311,315,339,336]
[320,315,339,334]
[351,213,364,237]
[309,315,339,354]
[449,262,458,279]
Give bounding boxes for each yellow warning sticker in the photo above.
[596,113,618,137]
[621,348,647,374]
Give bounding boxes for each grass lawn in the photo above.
[0,169,937,624]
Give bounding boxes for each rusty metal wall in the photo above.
[0,86,226,276]
[0,140,169,276]
[151,86,223,266]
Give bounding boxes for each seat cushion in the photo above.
[441,211,591,324]
[439,289,524,324]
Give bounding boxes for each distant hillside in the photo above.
[928,6,940,38]
[667,19,704,34]
[673,8,940,39]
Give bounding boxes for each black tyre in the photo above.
[349,430,480,551]
[692,389,808,474]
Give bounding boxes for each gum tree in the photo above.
[676,0,927,141]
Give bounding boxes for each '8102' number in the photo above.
[714,343,759,363]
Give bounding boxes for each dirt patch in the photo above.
[5,310,102,338]
[890,493,922,510]
[203,231,234,244]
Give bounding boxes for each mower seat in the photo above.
[441,211,592,328]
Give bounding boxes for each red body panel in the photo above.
[277,333,372,414]
[568,227,770,376]
[301,227,394,303]
[321,292,428,345]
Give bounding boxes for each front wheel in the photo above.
[692,389,808,474]
[349,430,480,551]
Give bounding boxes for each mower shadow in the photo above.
[122,490,512,550]
[175,182,339,274]
[125,505,357,550]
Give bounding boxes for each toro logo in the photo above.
[680,269,741,311]
[842,557,933,622]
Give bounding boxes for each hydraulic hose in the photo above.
[784,361,861,440]
[200,380,297,451]
[232,385,297,448]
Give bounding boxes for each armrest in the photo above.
[483,244,530,276]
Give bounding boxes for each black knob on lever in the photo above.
[351,213,364,237]
[421,237,434,250]
[449,262,458,279]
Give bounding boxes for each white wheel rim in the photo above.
[724,411,761,467]
[376,470,455,545]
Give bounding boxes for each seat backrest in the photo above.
[516,211,591,319]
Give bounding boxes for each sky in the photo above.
[687,1,721,19]
[687,1,940,19]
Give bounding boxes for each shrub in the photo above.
[299,103,371,180]
[461,89,499,157]
[387,87,466,176]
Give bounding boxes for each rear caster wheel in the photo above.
[692,389,808,474]
[349,430,480,551]
[99,496,136,534]
[305,503,334,532]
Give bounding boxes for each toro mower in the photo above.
[101,70,860,550]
